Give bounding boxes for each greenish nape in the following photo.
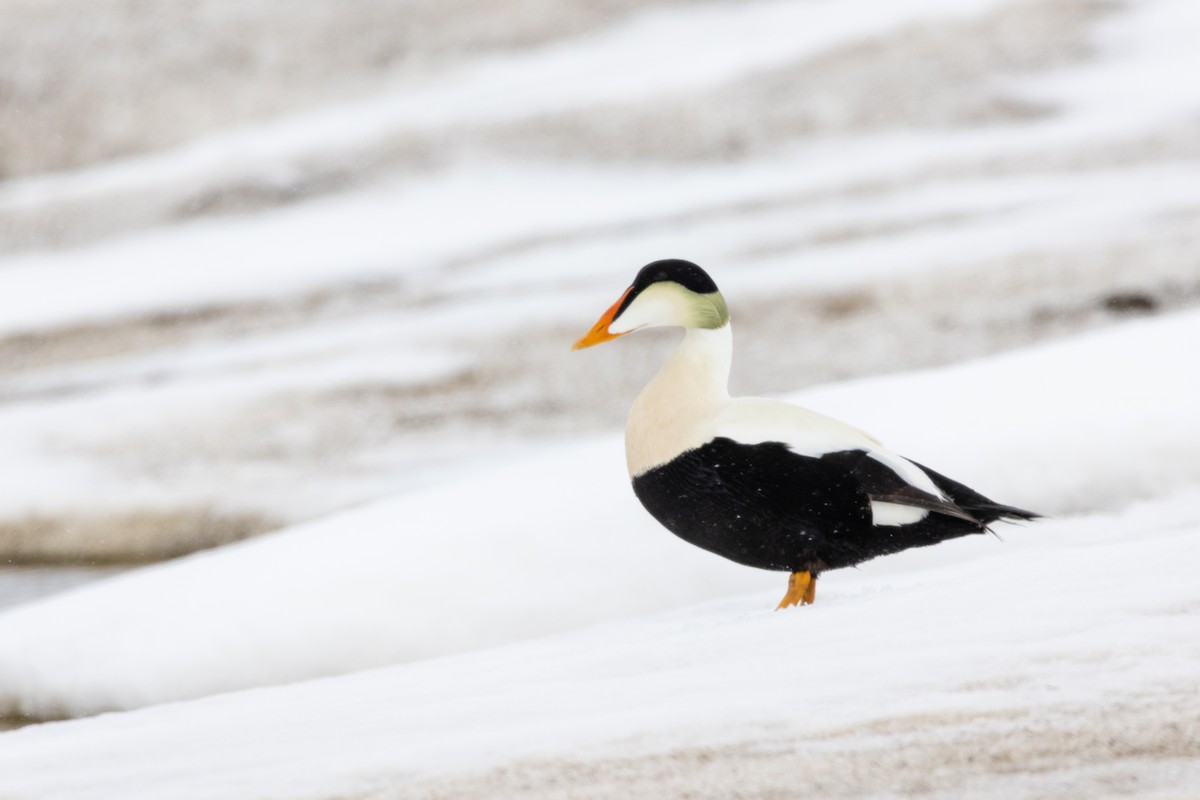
[694,291,730,330]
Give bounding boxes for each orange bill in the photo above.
[572,287,633,350]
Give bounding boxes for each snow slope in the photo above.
[1,308,1197,722]
[4,0,1200,564]
[0,488,1197,799]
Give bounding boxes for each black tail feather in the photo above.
[910,461,1041,524]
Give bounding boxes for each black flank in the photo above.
[632,437,1033,573]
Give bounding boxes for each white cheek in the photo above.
[609,286,688,333]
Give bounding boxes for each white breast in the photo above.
[625,327,733,477]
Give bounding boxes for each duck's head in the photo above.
[572,259,729,350]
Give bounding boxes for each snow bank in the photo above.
[0,309,1196,719]
[0,488,1197,799]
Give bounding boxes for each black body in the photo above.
[631,437,1037,573]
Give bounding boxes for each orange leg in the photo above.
[802,574,817,605]
[775,570,813,610]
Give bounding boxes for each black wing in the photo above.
[818,450,983,524]
[908,460,1041,523]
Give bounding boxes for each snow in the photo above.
[1,308,1197,722]
[0,488,1197,799]
[1026,0,1200,131]
[0,313,467,517]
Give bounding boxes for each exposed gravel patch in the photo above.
[409,693,1200,800]
[0,0,666,180]
[484,1,1115,163]
[0,509,278,565]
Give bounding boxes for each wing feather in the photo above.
[715,397,981,525]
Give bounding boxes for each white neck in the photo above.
[625,325,733,477]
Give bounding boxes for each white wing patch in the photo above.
[865,450,942,498]
[712,397,883,455]
[870,501,930,527]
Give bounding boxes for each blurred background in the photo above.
[1,0,1198,605]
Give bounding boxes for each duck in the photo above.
[573,259,1038,609]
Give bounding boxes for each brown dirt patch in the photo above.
[0,509,278,564]
[404,693,1200,800]
[0,0,671,180]
[483,1,1114,163]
